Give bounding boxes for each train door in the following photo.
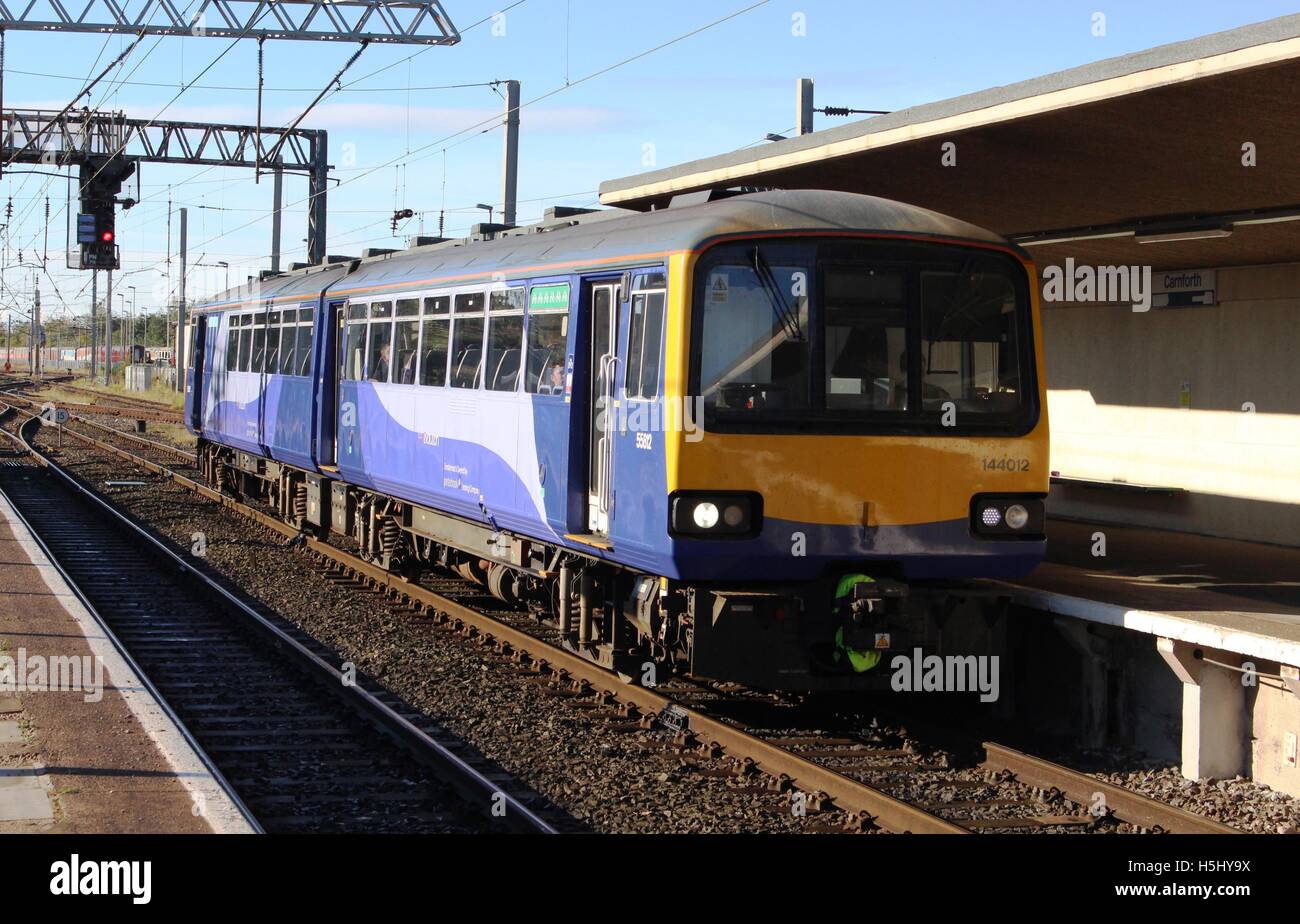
[185,316,207,431]
[316,299,345,466]
[335,300,367,470]
[586,281,621,534]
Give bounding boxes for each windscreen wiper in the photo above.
[752,246,803,342]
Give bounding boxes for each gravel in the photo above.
[21,405,1300,834]
[27,428,822,833]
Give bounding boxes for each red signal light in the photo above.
[100,230,114,243]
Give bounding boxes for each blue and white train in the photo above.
[185,189,1050,690]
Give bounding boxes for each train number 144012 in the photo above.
[982,457,1030,472]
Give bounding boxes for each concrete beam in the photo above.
[1157,637,1247,780]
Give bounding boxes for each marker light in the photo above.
[1004,504,1030,530]
[981,506,1002,527]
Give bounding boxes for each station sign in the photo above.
[1153,268,1216,308]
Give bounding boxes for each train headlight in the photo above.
[692,502,720,529]
[971,495,1044,538]
[670,492,762,539]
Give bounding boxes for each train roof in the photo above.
[194,189,1014,312]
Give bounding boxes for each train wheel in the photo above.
[454,556,487,585]
[486,563,521,607]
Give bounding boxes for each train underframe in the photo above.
[198,439,964,692]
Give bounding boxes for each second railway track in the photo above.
[0,404,558,834]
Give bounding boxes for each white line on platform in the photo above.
[0,490,256,834]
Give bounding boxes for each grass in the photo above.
[69,375,185,410]
[35,384,197,451]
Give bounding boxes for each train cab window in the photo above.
[366,301,393,382]
[485,288,525,391]
[392,299,421,385]
[418,295,450,386]
[822,267,907,412]
[296,309,315,377]
[265,311,281,375]
[624,290,665,400]
[342,303,367,381]
[919,270,1021,416]
[699,260,811,413]
[238,315,254,373]
[225,317,240,372]
[450,292,485,388]
[525,283,569,394]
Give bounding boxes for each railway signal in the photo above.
[76,156,134,271]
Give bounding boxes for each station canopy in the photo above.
[598,14,1300,272]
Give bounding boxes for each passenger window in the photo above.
[250,313,267,373]
[624,290,665,400]
[525,283,569,395]
[342,303,367,381]
[265,311,281,375]
[419,296,450,386]
[225,319,239,372]
[296,311,315,377]
[485,288,524,391]
[366,301,393,382]
[238,316,253,372]
[450,292,484,388]
[278,314,296,375]
[393,307,420,385]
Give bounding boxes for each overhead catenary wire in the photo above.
[17,0,768,312]
[2,30,147,168]
[2,0,527,295]
[4,0,273,287]
[151,0,774,273]
[263,39,372,167]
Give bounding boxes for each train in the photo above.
[183,189,1049,691]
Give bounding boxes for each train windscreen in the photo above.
[692,239,1035,433]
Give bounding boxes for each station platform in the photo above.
[0,488,253,834]
[992,517,1300,790]
[999,518,1300,666]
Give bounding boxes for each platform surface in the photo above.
[997,518,1300,664]
[0,484,252,834]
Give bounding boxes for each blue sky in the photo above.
[2,0,1297,322]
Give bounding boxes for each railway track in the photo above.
[36,382,186,425]
[1,390,196,465]
[0,387,1241,834]
[0,404,558,834]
